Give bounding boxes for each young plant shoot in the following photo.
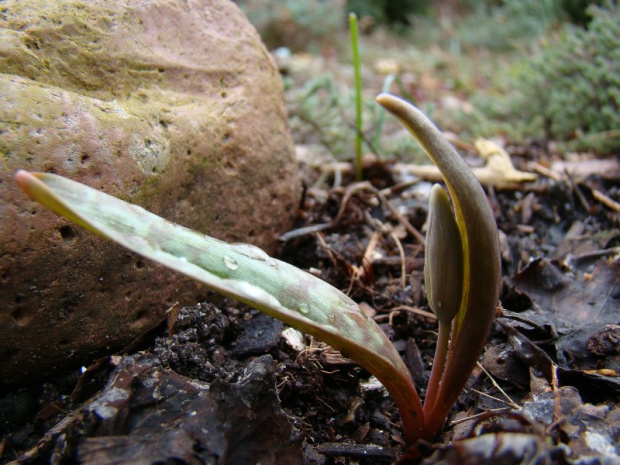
[376,94,502,438]
[15,94,500,446]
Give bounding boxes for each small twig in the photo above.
[389,231,407,289]
[449,407,513,427]
[351,230,381,292]
[361,230,381,268]
[336,182,424,244]
[279,182,367,241]
[476,361,521,409]
[380,179,420,197]
[444,133,478,153]
[471,388,520,409]
[385,305,437,325]
[551,362,559,392]
[549,363,567,437]
[591,188,620,213]
[374,187,426,244]
[570,246,620,263]
[280,181,426,245]
[276,372,296,390]
[564,169,591,213]
[463,409,544,439]
[530,161,562,181]
[317,442,395,461]
[331,182,372,225]
[316,396,337,412]
[279,222,333,241]
[315,232,340,270]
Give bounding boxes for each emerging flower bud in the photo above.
[424,184,463,324]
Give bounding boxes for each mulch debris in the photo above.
[1,156,619,464]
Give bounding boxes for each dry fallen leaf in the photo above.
[396,138,538,189]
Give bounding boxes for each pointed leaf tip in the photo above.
[15,169,32,190]
[15,170,44,200]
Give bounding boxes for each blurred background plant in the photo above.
[506,2,617,154]
[460,1,619,155]
[453,0,565,52]
[236,0,618,161]
[235,0,346,53]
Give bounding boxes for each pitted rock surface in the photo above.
[0,0,299,389]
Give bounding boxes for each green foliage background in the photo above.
[516,2,620,153]
[468,2,620,154]
[238,0,619,157]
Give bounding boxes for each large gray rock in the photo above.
[0,0,300,389]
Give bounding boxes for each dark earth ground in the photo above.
[1,154,619,464]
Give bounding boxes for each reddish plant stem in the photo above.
[422,321,451,418]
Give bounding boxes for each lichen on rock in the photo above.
[0,0,300,389]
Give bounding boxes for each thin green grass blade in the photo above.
[349,12,363,181]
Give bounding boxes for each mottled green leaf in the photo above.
[15,170,425,443]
